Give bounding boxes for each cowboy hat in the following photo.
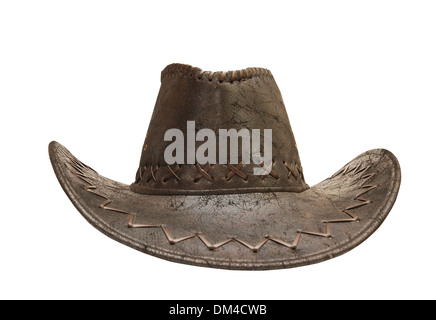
[49,63,401,270]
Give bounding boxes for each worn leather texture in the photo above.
[49,142,400,269]
[131,64,308,195]
[49,63,401,270]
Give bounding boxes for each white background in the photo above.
[1,1,435,300]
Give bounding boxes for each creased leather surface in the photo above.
[48,63,401,269]
[132,64,308,195]
[49,141,401,270]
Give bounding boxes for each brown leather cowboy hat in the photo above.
[49,63,401,270]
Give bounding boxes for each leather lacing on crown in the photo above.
[134,162,305,184]
[161,63,273,83]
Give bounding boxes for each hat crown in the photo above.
[131,63,308,195]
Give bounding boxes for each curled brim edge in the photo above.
[49,141,401,270]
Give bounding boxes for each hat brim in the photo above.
[49,141,401,270]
